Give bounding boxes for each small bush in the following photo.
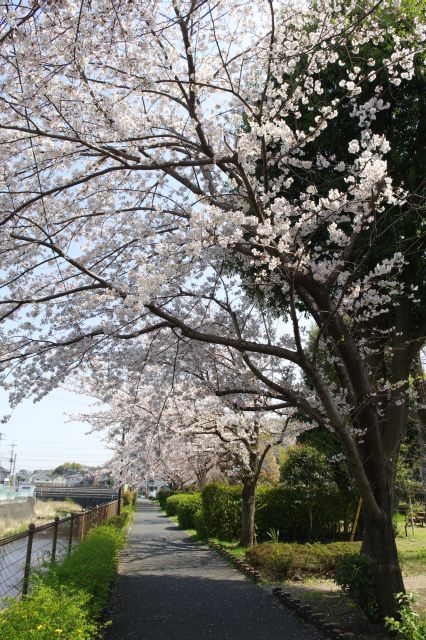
[157,489,176,509]
[202,484,242,541]
[122,490,137,506]
[176,494,202,529]
[193,508,207,539]
[107,504,133,529]
[0,582,99,640]
[335,553,378,621]
[165,493,187,516]
[45,524,126,617]
[246,541,361,580]
[385,593,426,640]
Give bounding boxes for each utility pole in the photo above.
[8,443,16,487]
[12,453,17,487]
[0,432,4,471]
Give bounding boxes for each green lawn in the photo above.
[396,525,426,575]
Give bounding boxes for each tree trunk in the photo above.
[413,356,426,507]
[240,480,256,547]
[362,506,405,619]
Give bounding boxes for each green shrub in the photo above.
[193,508,207,539]
[165,493,187,516]
[246,541,361,580]
[122,490,137,506]
[202,484,242,541]
[277,446,348,542]
[385,593,426,640]
[45,524,126,617]
[255,485,287,541]
[107,504,133,529]
[335,553,378,621]
[0,582,99,640]
[176,494,202,529]
[157,489,176,509]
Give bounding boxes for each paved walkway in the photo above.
[105,500,321,640]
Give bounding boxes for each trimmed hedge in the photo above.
[246,541,361,580]
[255,485,347,542]
[196,479,356,544]
[157,488,177,509]
[165,493,187,516]
[201,484,242,541]
[176,494,202,529]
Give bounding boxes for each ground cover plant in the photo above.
[385,594,426,640]
[0,582,99,640]
[0,505,133,639]
[45,519,127,617]
[245,541,361,580]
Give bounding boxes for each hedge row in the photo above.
[201,484,242,541]
[157,488,177,509]
[163,483,357,543]
[165,493,202,529]
[255,485,353,542]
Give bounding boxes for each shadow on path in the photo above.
[104,500,321,640]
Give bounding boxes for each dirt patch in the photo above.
[404,575,426,615]
[276,575,425,640]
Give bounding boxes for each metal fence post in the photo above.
[22,523,35,596]
[117,486,122,516]
[68,512,75,555]
[51,516,60,563]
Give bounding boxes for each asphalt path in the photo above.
[104,499,322,640]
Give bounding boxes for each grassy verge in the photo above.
[211,526,426,640]
[0,504,134,639]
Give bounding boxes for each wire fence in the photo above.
[0,499,120,602]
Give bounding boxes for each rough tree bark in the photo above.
[413,355,426,507]
[240,479,257,547]
[239,442,272,548]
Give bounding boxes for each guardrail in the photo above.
[0,499,120,600]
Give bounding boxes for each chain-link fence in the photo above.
[0,499,120,601]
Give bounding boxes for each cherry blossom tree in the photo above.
[0,0,425,617]
[74,334,296,546]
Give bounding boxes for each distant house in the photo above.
[30,471,53,484]
[146,479,170,497]
[0,466,9,483]
[65,474,85,486]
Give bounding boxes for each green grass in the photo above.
[245,541,362,580]
[0,582,99,640]
[44,522,126,617]
[396,525,426,575]
[210,524,426,580]
[209,538,246,559]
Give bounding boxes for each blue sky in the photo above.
[0,389,111,472]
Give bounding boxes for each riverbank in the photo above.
[0,500,83,538]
